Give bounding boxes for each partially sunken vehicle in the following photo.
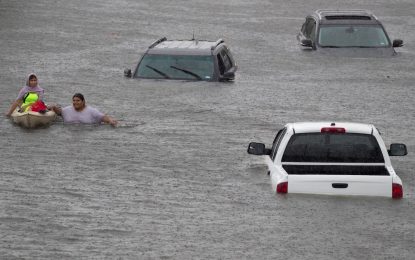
[247,122,408,198]
[297,10,403,56]
[124,37,237,81]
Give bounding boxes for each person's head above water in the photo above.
[26,73,38,88]
[72,93,86,111]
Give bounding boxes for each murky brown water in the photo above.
[1,0,415,259]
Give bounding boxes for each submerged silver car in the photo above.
[124,37,237,81]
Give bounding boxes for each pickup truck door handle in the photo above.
[332,183,348,188]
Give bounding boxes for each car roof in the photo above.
[314,9,382,25]
[146,37,225,55]
[286,122,375,135]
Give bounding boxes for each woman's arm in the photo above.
[6,100,22,116]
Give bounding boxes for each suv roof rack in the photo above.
[149,37,167,48]
[315,9,376,20]
[325,15,371,20]
[211,38,224,50]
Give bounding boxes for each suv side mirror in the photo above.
[388,143,407,156]
[221,71,235,81]
[124,68,132,78]
[247,142,271,155]
[220,67,237,81]
[392,39,403,48]
[300,39,312,47]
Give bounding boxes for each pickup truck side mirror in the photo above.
[124,68,132,78]
[392,39,403,48]
[388,143,407,156]
[247,142,271,155]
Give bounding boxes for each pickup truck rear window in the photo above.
[282,133,384,163]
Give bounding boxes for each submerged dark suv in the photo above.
[124,37,237,81]
[297,10,403,56]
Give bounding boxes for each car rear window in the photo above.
[282,133,384,163]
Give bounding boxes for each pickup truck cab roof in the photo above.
[287,122,374,134]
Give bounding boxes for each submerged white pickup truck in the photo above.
[247,122,408,198]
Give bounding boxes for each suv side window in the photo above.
[300,20,307,35]
[271,128,287,160]
[304,18,316,39]
[217,53,226,75]
[217,49,233,75]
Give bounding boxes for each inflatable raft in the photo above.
[11,109,57,128]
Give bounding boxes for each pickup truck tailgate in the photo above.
[283,164,392,197]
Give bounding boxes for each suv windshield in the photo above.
[135,54,214,80]
[282,133,384,163]
[318,25,390,48]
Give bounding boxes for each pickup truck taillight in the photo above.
[277,182,288,193]
[392,183,403,199]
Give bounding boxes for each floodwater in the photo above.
[1,0,415,259]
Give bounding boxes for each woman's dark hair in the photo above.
[29,74,37,80]
[72,93,85,101]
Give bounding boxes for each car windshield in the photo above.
[135,54,214,80]
[282,133,384,163]
[318,25,390,48]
